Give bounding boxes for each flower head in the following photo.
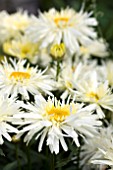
[75,72,113,118]
[0,95,20,144]
[82,125,113,158]
[0,10,31,43]
[27,7,97,54]
[87,125,113,169]
[15,94,101,154]
[100,61,113,88]
[51,60,96,99]
[3,36,39,63]
[0,58,54,99]
[78,38,109,59]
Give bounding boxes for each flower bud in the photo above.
[50,43,65,60]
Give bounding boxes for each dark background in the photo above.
[0,0,113,54]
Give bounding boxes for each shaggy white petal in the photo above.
[0,58,54,99]
[15,94,101,154]
[26,7,98,54]
[0,95,21,144]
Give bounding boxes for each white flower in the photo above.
[100,61,113,88]
[3,36,39,64]
[88,125,113,169]
[78,38,109,59]
[38,48,51,67]
[92,151,113,169]
[15,94,101,154]
[27,7,97,54]
[75,72,113,118]
[0,58,54,99]
[50,60,96,99]
[80,125,113,169]
[51,62,84,99]
[0,10,31,43]
[0,95,20,144]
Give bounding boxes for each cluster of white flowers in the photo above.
[81,125,113,169]
[0,5,112,170]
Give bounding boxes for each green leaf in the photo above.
[0,148,5,156]
[3,161,18,170]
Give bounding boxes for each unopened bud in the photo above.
[50,43,66,60]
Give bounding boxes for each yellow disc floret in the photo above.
[86,92,99,102]
[54,17,69,27]
[45,100,70,125]
[10,71,30,81]
[3,40,38,60]
[80,46,89,55]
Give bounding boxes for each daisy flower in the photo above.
[91,146,113,170]
[0,58,54,99]
[15,94,101,154]
[78,38,109,59]
[27,7,97,54]
[0,9,31,43]
[0,95,20,144]
[99,61,113,88]
[105,61,113,88]
[75,72,113,118]
[51,60,97,99]
[80,125,113,170]
[89,125,113,169]
[3,36,39,64]
[56,62,87,99]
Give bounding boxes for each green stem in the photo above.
[77,146,81,170]
[26,145,32,170]
[15,144,21,170]
[56,60,60,81]
[51,153,55,170]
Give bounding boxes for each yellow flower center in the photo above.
[3,40,38,60]
[21,43,31,55]
[46,104,70,123]
[86,92,99,101]
[54,17,69,26]
[80,46,89,54]
[66,81,73,88]
[72,66,76,72]
[10,71,30,80]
